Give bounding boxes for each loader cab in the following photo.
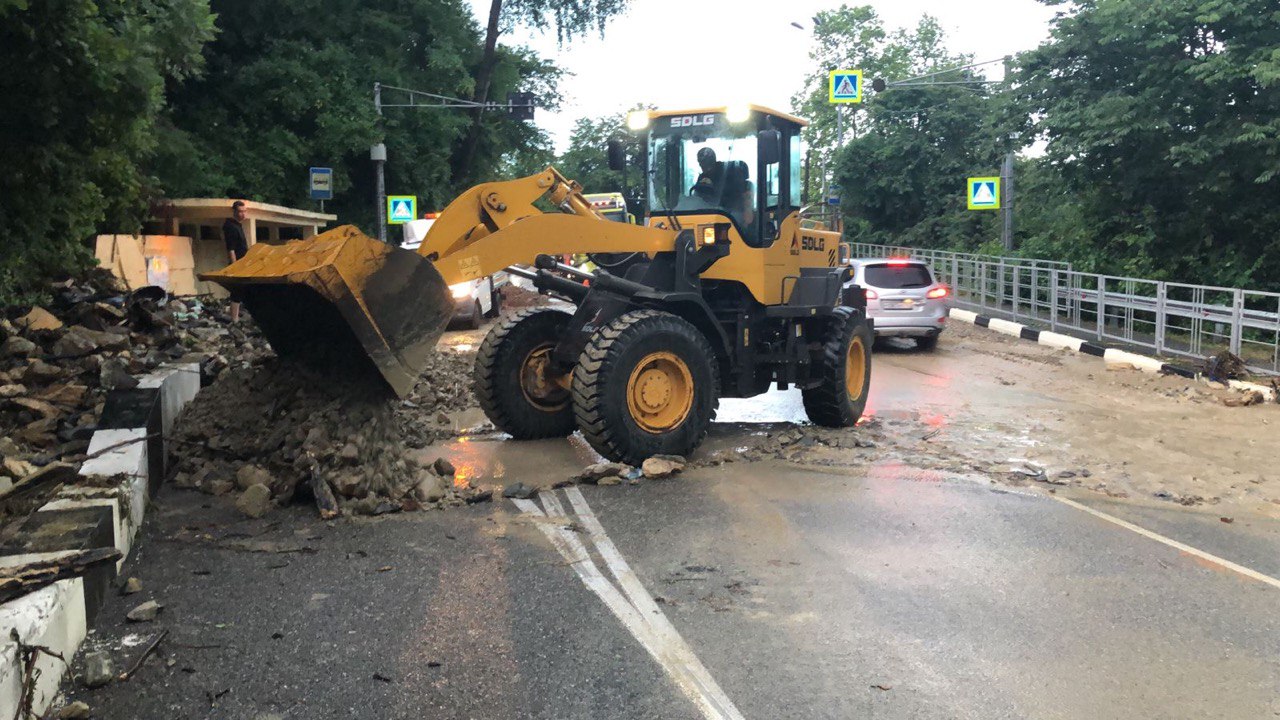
[632,105,804,248]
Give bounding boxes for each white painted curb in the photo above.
[0,363,199,719]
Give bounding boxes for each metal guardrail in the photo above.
[851,243,1280,374]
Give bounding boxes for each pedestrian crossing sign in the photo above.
[828,69,863,104]
[387,195,417,224]
[967,177,1000,210]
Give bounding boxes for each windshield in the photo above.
[649,115,758,236]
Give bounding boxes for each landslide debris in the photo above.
[170,348,481,518]
[0,270,267,517]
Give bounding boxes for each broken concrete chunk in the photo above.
[235,483,273,519]
[0,384,27,399]
[121,577,143,595]
[19,306,63,332]
[99,358,139,390]
[597,476,622,486]
[52,325,130,356]
[235,464,274,491]
[433,457,456,476]
[339,443,360,463]
[10,397,60,419]
[501,482,537,500]
[57,701,91,719]
[83,650,114,688]
[2,457,37,479]
[126,600,163,622]
[415,475,446,503]
[642,455,686,478]
[22,359,63,383]
[573,462,629,484]
[1,336,37,357]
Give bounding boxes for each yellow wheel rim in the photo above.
[519,344,569,411]
[626,351,694,433]
[845,335,867,402]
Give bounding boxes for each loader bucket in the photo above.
[200,224,453,398]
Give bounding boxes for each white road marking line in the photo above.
[514,495,743,720]
[1051,495,1280,590]
[565,487,746,720]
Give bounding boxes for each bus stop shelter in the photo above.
[96,199,337,297]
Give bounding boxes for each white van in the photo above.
[403,215,508,329]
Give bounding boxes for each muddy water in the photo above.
[430,321,1280,516]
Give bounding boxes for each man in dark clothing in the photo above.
[222,201,250,322]
[692,147,725,203]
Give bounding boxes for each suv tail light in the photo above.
[926,286,949,299]
[865,289,879,300]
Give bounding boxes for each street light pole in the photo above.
[372,83,388,243]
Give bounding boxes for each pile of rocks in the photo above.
[571,455,687,486]
[0,271,266,507]
[170,349,483,518]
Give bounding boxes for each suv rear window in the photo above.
[864,263,933,289]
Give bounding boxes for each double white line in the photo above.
[514,487,746,720]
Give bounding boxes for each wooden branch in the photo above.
[0,547,122,604]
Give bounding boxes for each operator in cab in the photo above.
[690,146,754,230]
[692,147,725,201]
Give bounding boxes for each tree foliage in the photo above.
[0,0,215,302]
[457,0,630,184]
[155,0,560,228]
[556,112,646,216]
[1013,0,1280,287]
[792,8,965,201]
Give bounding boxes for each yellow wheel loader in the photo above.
[203,105,872,465]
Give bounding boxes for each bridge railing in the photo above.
[850,243,1280,374]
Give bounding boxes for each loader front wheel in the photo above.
[573,310,719,465]
[802,307,872,427]
[475,308,575,439]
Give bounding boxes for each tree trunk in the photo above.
[455,0,504,184]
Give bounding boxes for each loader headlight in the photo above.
[627,111,650,131]
[450,283,472,299]
[726,104,752,124]
[697,223,731,246]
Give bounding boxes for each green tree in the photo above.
[556,112,646,216]
[155,0,560,229]
[457,0,631,183]
[1013,0,1280,288]
[792,9,962,202]
[0,0,215,302]
[808,14,998,247]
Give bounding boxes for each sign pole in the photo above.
[1001,151,1014,251]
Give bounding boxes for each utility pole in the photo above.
[370,82,535,242]
[1001,150,1014,251]
[372,83,387,243]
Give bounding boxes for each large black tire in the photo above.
[916,333,939,351]
[572,310,719,465]
[474,308,576,439]
[457,299,482,330]
[802,307,872,427]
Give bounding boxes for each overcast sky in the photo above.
[465,0,1062,152]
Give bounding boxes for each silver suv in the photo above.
[845,258,949,350]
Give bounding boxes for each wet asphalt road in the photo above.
[67,339,1280,719]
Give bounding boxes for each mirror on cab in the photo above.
[607,139,626,172]
[757,129,781,166]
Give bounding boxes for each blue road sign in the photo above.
[309,167,333,200]
[387,195,417,224]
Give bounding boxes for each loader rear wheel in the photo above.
[802,307,872,427]
[474,308,575,439]
[573,310,718,465]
